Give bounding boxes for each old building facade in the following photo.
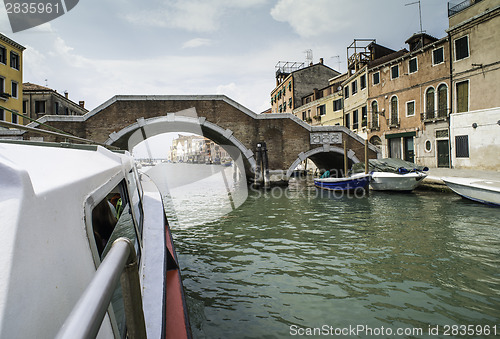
[270,59,340,114]
[23,82,88,121]
[0,33,25,125]
[447,0,500,170]
[367,34,452,167]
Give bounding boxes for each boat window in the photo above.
[127,169,144,238]
[90,179,141,337]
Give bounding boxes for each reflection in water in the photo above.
[148,166,500,338]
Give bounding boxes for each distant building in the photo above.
[270,59,340,114]
[22,82,88,121]
[0,33,25,126]
[447,0,500,170]
[169,134,230,164]
[293,75,346,126]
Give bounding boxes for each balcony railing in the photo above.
[448,0,482,17]
[421,108,451,121]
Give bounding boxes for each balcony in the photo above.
[421,109,450,122]
[448,0,483,17]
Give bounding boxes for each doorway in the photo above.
[404,137,414,163]
[437,140,450,167]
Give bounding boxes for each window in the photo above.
[406,101,415,117]
[361,106,367,127]
[426,87,435,119]
[455,36,469,61]
[0,77,4,94]
[437,84,448,118]
[0,109,4,120]
[351,80,357,95]
[345,113,350,129]
[456,80,469,113]
[317,105,326,116]
[333,98,342,111]
[12,111,18,124]
[23,100,28,114]
[409,57,418,73]
[0,45,6,64]
[288,97,292,108]
[353,109,359,130]
[371,101,379,129]
[373,72,380,85]
[455,135,469,158]
[35,100,46,114]
[433,47,444,65]
[425,140,432,152]
[302,111,306,120]
[391,65,399,80]
[344,86,349,99]
[360,74,366,89]
[11,81,18,98]
[390,96,398,125]
[55,102,59,115]
[10,51,20,70]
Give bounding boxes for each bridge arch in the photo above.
[286,144,361,178]
[104,111,257,175]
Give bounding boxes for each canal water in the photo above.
[145,163,500,338]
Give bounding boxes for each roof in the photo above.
[23,82,54,92]
[368,49,409,69]
[0,32,26,51]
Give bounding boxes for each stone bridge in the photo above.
[13,95,379,182]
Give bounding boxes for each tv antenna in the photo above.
[304,49,313,65]
[406,1,423,35]
[331,55,340,71]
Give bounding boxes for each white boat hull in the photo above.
[370,172,427,191]
[442,177,500,206]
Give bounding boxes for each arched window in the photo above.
[437,84,448,118]
[371,101,379,129]
[390,96,398,126]
[426,87,435,119]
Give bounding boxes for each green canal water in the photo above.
[145,163,500,338]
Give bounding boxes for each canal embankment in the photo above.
[418,167,500,191]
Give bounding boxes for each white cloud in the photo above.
[182,38,213,49]
[270,0,339,37]
[124,0,267,32]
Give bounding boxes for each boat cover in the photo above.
[352,158,428,174]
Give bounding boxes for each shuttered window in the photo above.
[456,81,469,113]
[455,135,469,158]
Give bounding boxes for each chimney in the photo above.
[64,91,68,99]
[79,101,85,109]
[319,58,324,64]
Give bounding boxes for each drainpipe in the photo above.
[448,32,453,168]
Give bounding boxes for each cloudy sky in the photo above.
[1,0,450,114]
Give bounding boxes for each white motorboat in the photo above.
[0,140,191,338]
[352,158,428,191]
[370,171,427,191]
[442,177,500,207]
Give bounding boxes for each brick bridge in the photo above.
[16,95,379,181]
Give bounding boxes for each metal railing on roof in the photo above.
[56,238,146,339]
[448,0,483,17]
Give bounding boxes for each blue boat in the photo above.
[314,173,371,191]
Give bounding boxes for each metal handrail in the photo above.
[56,238,146,339]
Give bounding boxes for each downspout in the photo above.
[448,32,454,168]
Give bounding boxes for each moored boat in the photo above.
[442,177,500,207]
[314,172,371,191]
[0,140,191,338]
[370,171,427,191]
[352,158,428,191]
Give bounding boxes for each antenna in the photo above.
[331,55,340,71]
[406,1,423,34]
[304,49,313,65]
[406,1,424,49]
